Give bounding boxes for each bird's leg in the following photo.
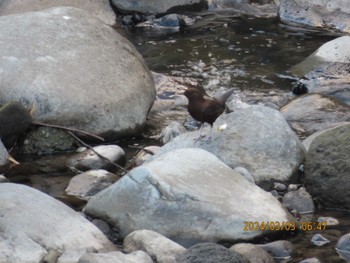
[204,125,213,143]
[194,123,205,142]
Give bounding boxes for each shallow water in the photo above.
[127,13,336,92]
[124,12,348,262]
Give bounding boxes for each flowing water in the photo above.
[124,12,348,263]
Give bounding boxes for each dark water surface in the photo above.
[124,12,348,263]
[127,13,336,92]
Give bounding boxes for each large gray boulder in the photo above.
[0,183,115,263]
[110,0,206,15]
[0,0,116,25]
[291,36,350,76]
[0,7,155,139]
[304,124,350,210]
[279,0,350,33]
[152,105,305,184]
[84,148,295,245]
[281,94,350,138]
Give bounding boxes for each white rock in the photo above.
[151,105,305,183]
[0,0,116,26]
[65,170,120,200]
[0,183,115,263]
[110,0,204,15]
[67,145,125,171]
[230,243,275,263]
[84,148,295,244]
[78,251,153,263]
[123,230,186,263]
[0,7,155,138]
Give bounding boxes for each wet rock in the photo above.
[67,145,125,172]
[282,187,315,214]
[304,123,350,210]
[84,148,295,245]
[0,139,9,167]
[152,105,306,184]
[302,122,349,151]
[298,63,350,105]
[110,0,206,15]
[258,240,293,261]
[0,174,8,182]
[159,121,186,144]
[299,258,321,263]
[0,0,116,26]
[176,242,250,263]
[274,182,287,191]
[317,216,339,226]
[78,251,153,263]
[0,101,31,147]
[23,127,76,154]
[65,169,121,200]
[137,14,186,30]
[311,234,330,246]
[208,0,278,18]
[281,94,350,138]
[123,230,186,263]
[336,233,350,261]
[287,184,299,192]
[279,1,350,34]
[230,243,275,263]
[291,36,350,76]
[133,146,160,166]
[0,183,115,263]
[0,7,155,139]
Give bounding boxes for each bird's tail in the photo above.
[215,88,235,106]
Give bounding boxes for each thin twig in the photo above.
[67,131,128,174]
[32,121,105,142]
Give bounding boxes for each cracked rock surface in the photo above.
[84,148,294,245]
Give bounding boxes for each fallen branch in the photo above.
[67,131,128,174]
[32,121,104,142]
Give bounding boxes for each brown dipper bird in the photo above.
[184,87,234,141]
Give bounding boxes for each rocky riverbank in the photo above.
[0,1,349,262]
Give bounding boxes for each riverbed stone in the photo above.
[23,127,77,154]
[110,0,206,15]
[304,123,350,210]
[302,122,349,151]
[291,36,350,77]
[84,148,295,245]
[176,242,250,263]
[67,145,125,172]
[65,169,121,200]
[0,183,115,263]
[281,94,350,138]
[258,240,293,260]
[0,139,9,167]
[0,7,155,139]
[0,0,116,26]
[282,187,315,214]
[151,105,305,184]
[123,230,186,263]
[279,1,350,34]
[230,243,275,263]
[336,233,350,261]
[208,0,278,18]
[78,251,153,263]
